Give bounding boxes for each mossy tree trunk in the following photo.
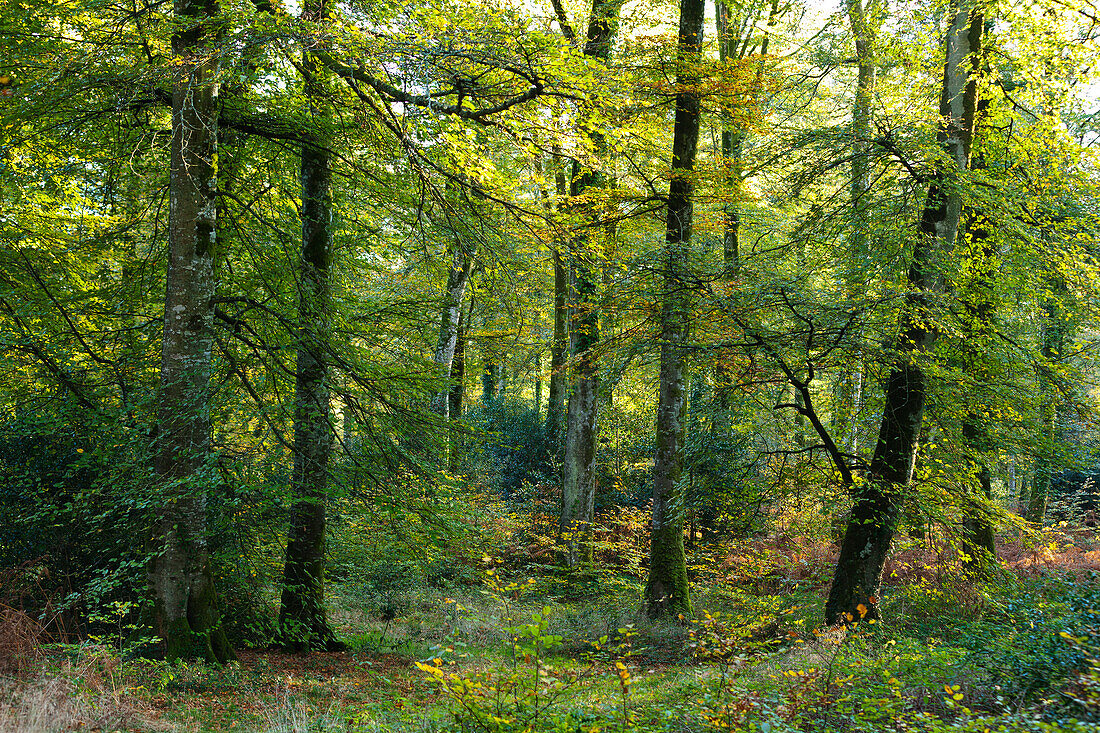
[277,0,344,652]
[149,0,232,664]
[557,0,624,565]
[825,0,983,624]
[645,0,704,621]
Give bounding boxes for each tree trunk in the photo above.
[534,349,542,420]
[547,231,568,450]
[1027,290,1066,524]
[711,0,743,457]
[714,0,774,275]
[846,0,876,281]
[558,0,623,564]
[561,300,598,561]
[148,0,232,664]
[448,308,467,473]
[278,0,344,652]
[833,0,878,459]
[825,0,983,624]
[957,202,998,567]
[450,308,467,421]
[960,455,996,563]
[709,0,779,538]
[482,358,502,404]
[960,415,996,565]
[645,0,704,620]
[1028,441,1053,524]
[430,241,475,418]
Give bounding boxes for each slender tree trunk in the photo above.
[277,0,343,652]
[833,0,878,459]
[645,0,704,620]
[561,273,598,558]
[846,0,876,278]
[429,243,475,418]
[560,159,602,553]
[546,158,569,456]
[149,0,232,664]
[825,0,983,624]
[960,418,996,562]
[711,0,743,458]
[709,0,779,539]
[448,307,468,474]
[1029,440,1053,524]
[450,305,468,422]
[548,240,568,444]
[534,349,543,420]
[343,393,358,453]
[559,0,624,564]
[958,202,997,567]
[1028,288,1066,523]
[482,358,501,405]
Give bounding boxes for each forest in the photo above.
[1,0,1100,728]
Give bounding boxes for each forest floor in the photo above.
[3,524,1100,732]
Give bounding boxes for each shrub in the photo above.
[356,561,421,621]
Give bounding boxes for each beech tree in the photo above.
[276,0,345,652]
[149,0,232,663]
[554,0,624,563]
[645,0,705,620]
[825,0,984,623]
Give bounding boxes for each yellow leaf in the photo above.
[416,661,443,677]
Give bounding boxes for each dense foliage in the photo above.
[1,0,1100,727]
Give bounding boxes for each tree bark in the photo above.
[448,307,468,474]
[558,0,623,563]
[957,201,998,567]
[960,418,996,563]
[1027,284,1067,524]
[277,0,344,652]
[148,0,232,664]
[833,0,879,458]
[645,0,704,620]
[825,0,983,624]
[429,241,475,418]
[547,213,568,453]
[450,307,468,422]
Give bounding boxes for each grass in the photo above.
[2,524,1099,732]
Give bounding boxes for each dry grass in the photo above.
[0,605,43,675]
[260,689,347,733]
[0,673,160,733]
[0,677,79,733]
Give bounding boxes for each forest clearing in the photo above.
[2,0,1100,728]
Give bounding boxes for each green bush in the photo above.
[942,576,1100,708]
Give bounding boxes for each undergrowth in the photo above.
[1,524,1098,732]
